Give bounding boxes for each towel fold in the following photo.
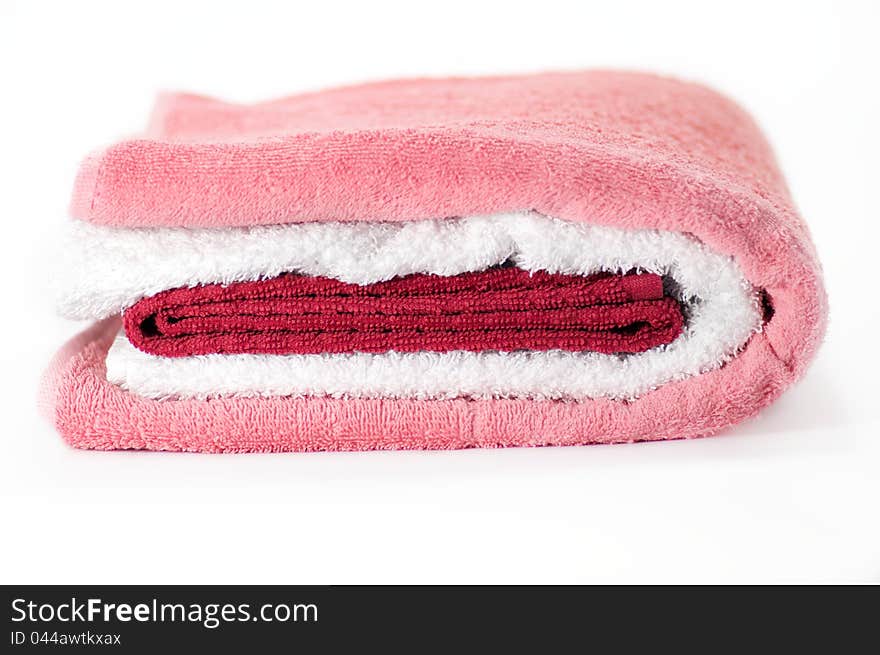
[63,212,762,403]
[45,70,828,452]
[123,269,683,357]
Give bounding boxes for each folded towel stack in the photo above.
[44,71,827,452]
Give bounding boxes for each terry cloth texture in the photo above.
[57,211,753,322]
[46,317,797,452]
[74,213,762,402]
[123,269,683,357]
[46,70,828,452]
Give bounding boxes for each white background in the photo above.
[1,0,878,583]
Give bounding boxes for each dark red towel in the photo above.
[123,268,684,357]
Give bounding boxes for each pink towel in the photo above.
[47,71,827,452]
